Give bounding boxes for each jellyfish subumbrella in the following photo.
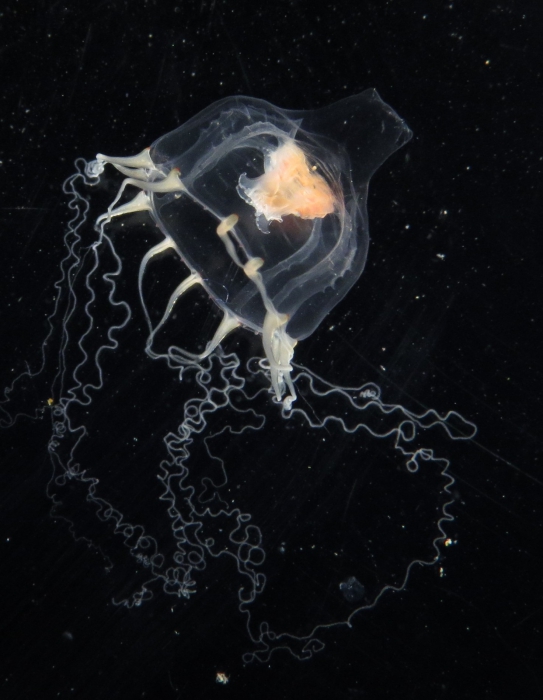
[1,90,476,662]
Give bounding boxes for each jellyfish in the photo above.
[1,90,476,663]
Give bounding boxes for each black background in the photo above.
[1,1,542,699]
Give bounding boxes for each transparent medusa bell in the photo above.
[91,90,412,407]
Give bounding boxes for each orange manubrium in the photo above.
[247,142,336,221]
